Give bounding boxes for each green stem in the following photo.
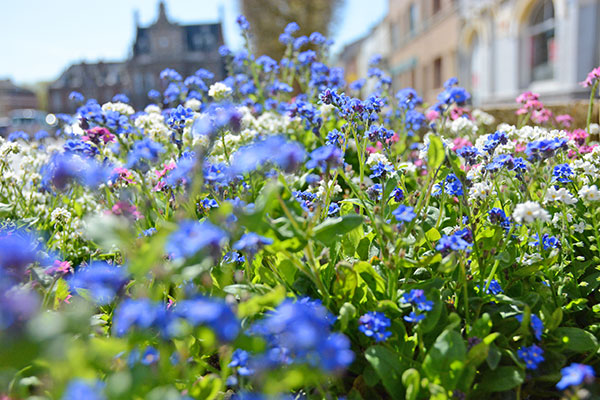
[586,80,598,133]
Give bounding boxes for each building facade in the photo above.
[48,1,225,114]
[387,0,460,103]
[458,0,600,106]
[0,79,38,117]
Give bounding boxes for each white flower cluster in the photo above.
[208,82,232,100]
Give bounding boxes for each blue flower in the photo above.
[390,187,405,202]
[396,88,422,110]
[229,349,254,376]
[367,184,383,201]
[0,227,40,276]
[485,279,504,295]
[293,36,308,50]
[8,131,29,142]
[516,313,544,341]
[112,93,129,103]
[35,130,49,140]
[326,129,345,147]
[489,207,511,230]
[405,110,425,136]
[349,79,366,91]
[223,251,245,264]
[250,298,352,372]
[552,163,574,183]
[141,227,157,237]
[404,311,426,323]
[233,233,273,256]
[284,22,300,35]
[457,146,480,165]
[525,138,568,161]
[256,55,279,73]
[556,363,596,390]
[298,50,317,66]
[68,261,128,305]
[359,311,392,342]
[366,125,393,142]
[306,145,343,172]
[127,138,165,171]
[328,202,340,216]
[174,297,240,341]
[166,220,227,260]
[159,68,182,82]
[393,205,416,223]
[433,173,463,197]
[517,344,544,370]
[167,105,194,131]
[140,346,160,365]
[41,152,110,191]
[236,15,250,31]
[68,91,85,103]
[62,379,105,400]
[112,299,161,337]
[370,162,395,179]
[436,231,472,256]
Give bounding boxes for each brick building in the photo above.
[0,79,38,117]
[48,1,225,114]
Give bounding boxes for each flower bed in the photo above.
[0,17,599,400]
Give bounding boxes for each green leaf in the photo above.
[427,134,445,171]
[425,227,441,242]
[238,286,286,318]
[422,330,466,389]
[478,366,524,392]
[402,368,420,400]
[364,345,407,398]
[313,214,364,245]
[553,327,598,353]
[338,302,357,331]
[353,262,386,295]
[486,344,502,370]
[357,237,371,260]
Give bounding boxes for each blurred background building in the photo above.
[47,1,224,114]
[338,0,600,106]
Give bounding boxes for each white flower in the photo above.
[102,102,135,116]
[573,221,586,233]
[208,82,232,99]
[469,181,492,200]
[144,104,162,114]
[51,207,71,225]
[589,123,600,135]
[184,98,202,111]
[578,185,600,202]
[366,153,391,167]
[512,201,550,224]
[544,187,577,205]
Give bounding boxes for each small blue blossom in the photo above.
[556,363,596,390]
[404,311,426,323]
[68,261,128,305]
[328,202,340,216]
[516,313,544,341]
[517,344,545,370]
[140,346,160,365]
[370,162,395,179]
[306,145,343,172]
[229,349,254,376]
[390,187,405,202]
[166,220,227,259]
[358,312,392,342]
[393,205,416,223]
[62,379,105,400]
[367,184,383,201]
[233,233,273,256]
[552,163,574,183]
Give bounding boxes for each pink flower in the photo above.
[46,260,72,275]
[450,107,470,121]
[82,127,115,144]
[366,142,383,154]
[113,167,136,185]
[516,91,539,104]
[452,137,472,151]
[556,114,573,128]
[531,108,553,124]
[567,129,589,146]
[515,142,526,153]
[425,109,440,121]
[111,202,143,220]
[580,66,600,88]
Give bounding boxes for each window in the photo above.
[526,0,555,81]
[433,57,442,88]
[391,21,401,48]
[408,4,417,36]
[433,0,441,14]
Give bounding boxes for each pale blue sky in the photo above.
[0,0,387,85]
